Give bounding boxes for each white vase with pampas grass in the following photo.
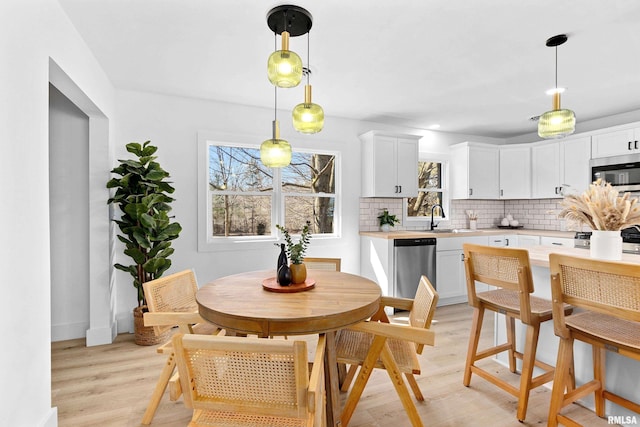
[590,230,622,260]
[559,179,640,260]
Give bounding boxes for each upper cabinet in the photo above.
[499,145,531,199]
[531,136,591,198]
[360,131,419,198]
[450,142,499,199]
[592,127,640,158]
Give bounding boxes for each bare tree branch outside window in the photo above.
[407,161,444,218]
[208,144,336,237]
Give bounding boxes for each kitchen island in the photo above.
[493,244,640,423]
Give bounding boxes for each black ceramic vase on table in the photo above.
[276,243,291,286]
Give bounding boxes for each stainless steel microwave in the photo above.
[591,154,640,192]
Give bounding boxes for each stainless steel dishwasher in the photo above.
[393,237,437,300]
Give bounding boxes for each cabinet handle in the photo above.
[629,141,634,151]
[469,188,473,196]
[552,242,562,245]
[399,185,402,193]
[500,189,503,196]
[506,238,509,246]
[394,185,398,193]
[636,140,638,150]
[460,253,465,262]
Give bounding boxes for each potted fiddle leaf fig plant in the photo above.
[106,140,182,345]
[276,221,312,284]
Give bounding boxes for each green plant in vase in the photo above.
[276,221,312,284]
[377,209,399,232]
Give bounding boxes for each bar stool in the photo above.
[548,253,640,427]
[462,243,572,422]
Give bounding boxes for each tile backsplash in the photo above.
[360,198,571,232]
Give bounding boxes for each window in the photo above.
[199,135,338,248]
[404,157,449,223]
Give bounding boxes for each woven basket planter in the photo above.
[133,305,171,346]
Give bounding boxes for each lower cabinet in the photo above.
[517,235,540,247]
[435,250,467,305]
[540,236,574,247]
[487,234,512,247]
[436,236,489,306]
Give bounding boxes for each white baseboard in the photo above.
[86,324,117,347]
[51,321,89,342]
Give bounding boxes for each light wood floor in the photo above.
[52,303,616,427]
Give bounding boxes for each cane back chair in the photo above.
[173,333,326,427]
[141,269,222,425]
[548,253,640,427]
[335,275,438,427]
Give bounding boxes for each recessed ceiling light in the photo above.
[429,124,441,130]
[545,87,566,95]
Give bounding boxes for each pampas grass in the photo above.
[559,179,640,231]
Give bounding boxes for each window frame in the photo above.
[198,131,341,252]
[403,152,451,227]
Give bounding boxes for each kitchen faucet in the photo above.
[430,204,445,230]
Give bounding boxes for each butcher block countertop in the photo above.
[359,229,575,240]
[525,244,640,267]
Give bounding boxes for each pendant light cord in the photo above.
[273,32,278,122]
[555,45,558,90]
[307,32,310,86]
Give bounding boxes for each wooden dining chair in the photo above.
[548,253,640,427]
[172,332,326,427]
[141,269,222,425]
[304,257,341,272]
[462,243,572,422]
[335,275,438,427]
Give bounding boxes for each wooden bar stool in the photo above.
[462,244,572,422]
[548,253,640,427]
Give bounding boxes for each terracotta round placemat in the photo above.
[262,277,316,293]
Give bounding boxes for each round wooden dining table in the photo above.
[196,269,381,427]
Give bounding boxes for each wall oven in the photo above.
[591,154,640,192]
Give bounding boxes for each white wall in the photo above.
[1,0,115,425]
[113,90,363,328]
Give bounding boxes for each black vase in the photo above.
[277,264,292,286]
[277,243,288,275]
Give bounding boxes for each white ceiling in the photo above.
[58,0,640,139]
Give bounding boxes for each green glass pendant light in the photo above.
[292,33,324,134]
[266,5,312,88]
[538,34,576,139]
[261,87,292,168]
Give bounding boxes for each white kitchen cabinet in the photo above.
[560,137,592,196]
[592,126,640,158]
[499,145,531,199]
[531,137,591,198]
[517,235,540,247]
[360,131,419,197]
[540,236,574,247]
[450,142,499,199]
[435,250,467,305]
[436,235,488,305]
[487,234,514,247]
